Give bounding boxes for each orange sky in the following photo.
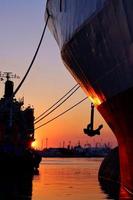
[0,0,117,149]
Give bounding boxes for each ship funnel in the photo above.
[4,79,14,98]
[0,72,20,99]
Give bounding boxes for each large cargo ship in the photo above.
[45,0,133,193]
[0,72,41,172]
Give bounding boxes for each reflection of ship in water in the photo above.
[0,72,41,172]
[0,172,33,200]
[99,178,120,200]
[45,0,133,194]
[99,178,133,200]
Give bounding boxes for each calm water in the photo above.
[0,158,132,199]
[33,158,107,200]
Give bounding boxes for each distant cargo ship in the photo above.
[0,72,41,172]
[45,0,133,193]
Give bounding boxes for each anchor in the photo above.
[84,103,103,137]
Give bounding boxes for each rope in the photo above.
[13,13,50,96]
[35,97,88,130]
[34,85,80,124]
[35,83,79,121]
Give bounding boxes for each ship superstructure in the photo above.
[0,72,34,148]
[0,72,41,172]
[46,0,133,193]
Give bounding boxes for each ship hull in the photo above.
[46,0,133,193]
[0,149,41,173]
[98,87,133,193]
[60,1,133,193]
[61,0,133,103]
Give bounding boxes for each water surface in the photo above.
[32,158,112,200]
[0,158,132,199]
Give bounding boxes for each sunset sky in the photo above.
[0,0,117,148]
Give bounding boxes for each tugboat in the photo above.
[0,72,41,173]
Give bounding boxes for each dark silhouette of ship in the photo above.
[45,0,133,194]
[0,72,41,172]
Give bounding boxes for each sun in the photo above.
[31,140,38,149]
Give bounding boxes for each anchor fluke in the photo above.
[84,103,103,137]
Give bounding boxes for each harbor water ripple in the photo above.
[32,158,131,200]
[0,158,132,199]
